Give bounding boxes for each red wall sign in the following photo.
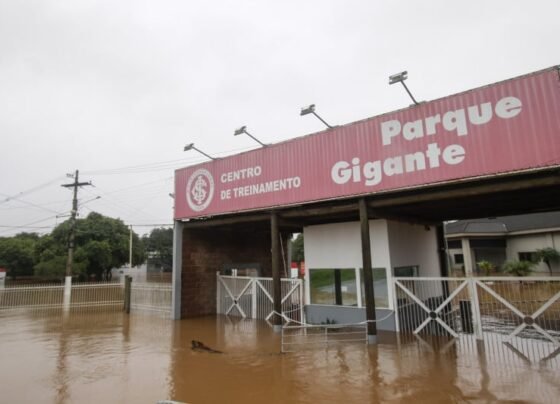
[175,68,560,220]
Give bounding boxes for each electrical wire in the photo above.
[0,214,64,235]
[0,176,65,205]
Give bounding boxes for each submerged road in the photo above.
[0,310,558,403]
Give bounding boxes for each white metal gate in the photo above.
[130,282,172,317]
[216,273,304,325]
[393,276,560,367]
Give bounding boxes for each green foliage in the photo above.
[0,235,36,279]
[142,227,173,272]
[310,269,356,289]
[502,260,534,277]
[291,233,304,263]
[67,212,145,279]
[535,247,560,276]
[477,260,496,276]
[2,213,146,281]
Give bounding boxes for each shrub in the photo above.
[502,260,534,277]
[477,260,496,276]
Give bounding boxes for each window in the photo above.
[309,268,357,306]
[360,268,389,309]
[518,252,538,263]
[454,254,464,265]
[393,266,419,277]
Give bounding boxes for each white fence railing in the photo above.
[393,276,560,368]
[281,323,367,353]
[0,282,123,311]
[216,273,304,324]
[0,280,172,316]
[131,282,172,317]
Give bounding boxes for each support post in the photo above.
[61,170,92,279]
[171,221,183,320]
[271,212,282,332]
[359,198,377,343]
[128,225,133,268]
[436,223,450,277]
[334,269,343,305]
[461,238,474,276]
[469,278,484,340]
[355,267,362,308]
[124,275,132,314]
[251,279,257,319]
[63,276,72,311]
[436,223,450,300]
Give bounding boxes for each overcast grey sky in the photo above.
[0,0,558,236]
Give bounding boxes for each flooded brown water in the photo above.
[0,310,558,404]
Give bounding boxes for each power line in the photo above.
[0,175,65,205]
[0,214,63,235]
[0,193,65,215]
[127,223,173,227]
[81,145,256,176]
[0,225,54,229]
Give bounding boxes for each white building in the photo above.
[446,212,560,275]
[303,219,441,329]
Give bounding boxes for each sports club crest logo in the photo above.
[186,169,215,212]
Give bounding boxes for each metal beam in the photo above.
[359,198,377,342]
[370,171,560,209]
[271,212,282,331]
[182,213,270,228]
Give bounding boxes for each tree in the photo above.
[143,227,173,272]
[535,247,560,276]
[291,233,304,263]
[35,212,145,281]
[0,235,36,279]
[503,260,534,277]
[477,260,496,276]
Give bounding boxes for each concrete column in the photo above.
[355,267,362,308]
[461,238,474,276]
[171,221,183,320]
[63,276,72,311]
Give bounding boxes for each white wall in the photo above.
[304,220,391,270]
[387,221,441,277]
[448,248,464,273]
[507,232,560,273]
[303,220,391,307]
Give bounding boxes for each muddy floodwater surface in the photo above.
[0,310,558,403]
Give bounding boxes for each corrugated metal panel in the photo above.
[175,67,560,220]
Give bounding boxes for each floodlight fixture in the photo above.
[233,126,267,147]
[388,70,419,105]
[299,104,333,129]
[183,143,215,160]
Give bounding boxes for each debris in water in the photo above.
[191,340,223,354]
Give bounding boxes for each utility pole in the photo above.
[129,225,133,268]
[61,170,92,277]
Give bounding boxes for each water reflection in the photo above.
[0,311,558,403]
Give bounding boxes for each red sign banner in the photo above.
[175,68,560,220]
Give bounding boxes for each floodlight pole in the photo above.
[399,81,420,106]
[310,111,333,129]
[234,126,267,147]
[300,105,333,129]
[184,144,215,160]
[389,71,420,106]
[243,130,267,147]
